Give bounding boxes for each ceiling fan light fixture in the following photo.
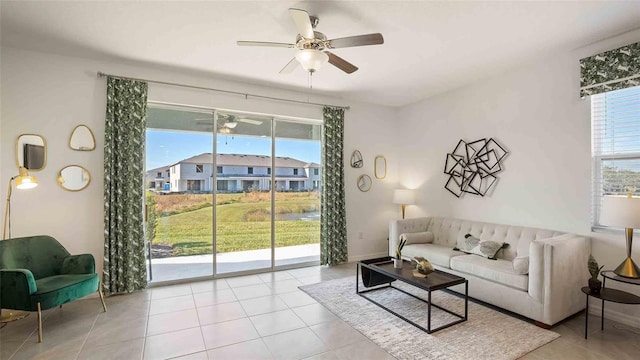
[295,49,329,73]
[225,120,238,129]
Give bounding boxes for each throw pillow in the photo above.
[513,256,529,274]
[399,231,434,245]
[455,234,509,260]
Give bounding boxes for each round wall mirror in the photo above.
[16,134,47,171]
[69,125,96,151]
[357,174,372,192]
[58,165,91,192]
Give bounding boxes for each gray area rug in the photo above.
[299,277,559,360]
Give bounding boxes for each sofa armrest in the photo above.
[0,269,37,310]
[389,217,431,257]
[529,235,591,325]
[61,254,96,275]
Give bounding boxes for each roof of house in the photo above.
[146,165,170,173]
[176,153,315,168]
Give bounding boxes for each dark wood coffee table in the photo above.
[357,257,468,334]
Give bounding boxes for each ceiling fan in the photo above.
[237,8,384,74]
[195,114,263,133]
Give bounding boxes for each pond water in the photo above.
[276,211,320,221]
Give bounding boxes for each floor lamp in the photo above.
[600,194,640,278]
[1,167,38,324]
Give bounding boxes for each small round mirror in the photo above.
[16,134,46,171]
[58,165,91,191]
[357,174,372,192]
[69,125,96,151]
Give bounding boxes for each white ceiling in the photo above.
[2,1,640,107]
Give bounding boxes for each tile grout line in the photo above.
[7,306,61,360]
[190,287,209,357]
[74,309,101,360]
[141,290,152,360]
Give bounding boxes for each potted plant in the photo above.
[394,237,407,269]
[588,254,605,294]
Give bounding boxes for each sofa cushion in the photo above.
[450,255,528,291]
[400,231,434,245]
[32,274,98,310]
[456,234,508,260]
[513,256,529,275]
[402,243,463,268]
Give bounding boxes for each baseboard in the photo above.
[348,252,388,263]
[588,303,640,329]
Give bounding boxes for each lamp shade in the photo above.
[600,195,640,228]
[295,49,329,73]
[15,167,38,189]
[393,189,415,205]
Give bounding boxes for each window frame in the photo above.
[591,86,640,232]
[196,164,203,173]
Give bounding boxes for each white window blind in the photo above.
[592,85,640,227]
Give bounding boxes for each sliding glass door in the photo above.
[145,105,214,282]
[145,104,321,282]
[215,112,273,274]
[274,119,321,266]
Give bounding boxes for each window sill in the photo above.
[591,226,640,235]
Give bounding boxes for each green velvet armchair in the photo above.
[0,235,106,342]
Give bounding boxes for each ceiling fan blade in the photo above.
[237,41,295,48]
[327,33,384,49]
[238,118,263,125]
[279,58,299,74]
[325,52,358,74]
[289,8,315,39]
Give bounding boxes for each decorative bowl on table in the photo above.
[411,256,434,277]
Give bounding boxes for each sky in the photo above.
[146,130,321,170]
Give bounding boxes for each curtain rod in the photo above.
[97,71,350,110]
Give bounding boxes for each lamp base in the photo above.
[0,309,30,323]
[614,257,640,279]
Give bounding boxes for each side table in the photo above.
[582,270,640,339]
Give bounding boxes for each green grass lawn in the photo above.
[151,194,320,256]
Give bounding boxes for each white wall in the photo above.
[396,29,640,326]
[0,47,398,275]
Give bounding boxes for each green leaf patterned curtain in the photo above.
[103,77,148,295]
[580,42,640,97]
[321,107,347,266]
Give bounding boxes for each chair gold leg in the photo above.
[98,281,107,312]
[37,302,42,343]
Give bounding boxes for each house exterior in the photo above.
[146,153,321,193]
[146,165,171,191]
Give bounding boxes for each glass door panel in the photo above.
[145,105,214,282]
[215,112,273,274]
[274,119,321,267]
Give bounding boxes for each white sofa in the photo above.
[389,217,591,326]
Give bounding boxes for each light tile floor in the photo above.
[1,262,640,359]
